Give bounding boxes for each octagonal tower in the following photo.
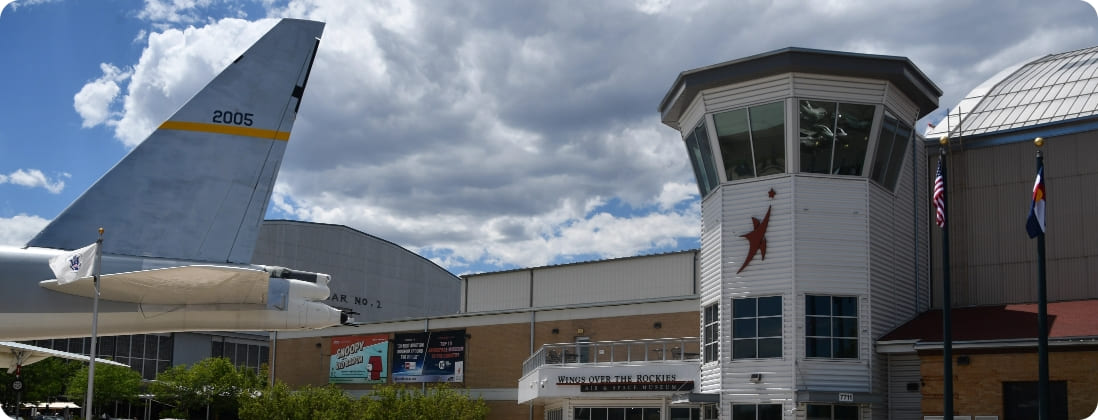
[660,48,941,419]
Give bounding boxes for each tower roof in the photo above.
[659,47,941,128]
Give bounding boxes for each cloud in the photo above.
[73,63,131,128]
[0,214,49,246]
[0,169,68,194]
[96,0,1098,273]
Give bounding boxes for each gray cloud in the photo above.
[80,0,1098,271]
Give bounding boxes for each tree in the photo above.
[0,358,81,404]
[237,383,489,420]
[150,357,264,420]
[238,383,355,420]
[65,363,142,417]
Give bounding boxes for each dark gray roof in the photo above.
[659,47,941,127]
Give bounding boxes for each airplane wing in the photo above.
[38,265,270,305]
[0,341,127,374]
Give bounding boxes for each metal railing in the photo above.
[522,337,700,376]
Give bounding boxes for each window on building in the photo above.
[806,405,858,420]
[670,407,703,420]
[713,101,786,181]
[806,295,858,358]
[869,113,913,190]
[684,120,720,196]
[731,404,781,420]
[799,100,876,176]
[703,405,719,420]
[1003,381,1068,420]
[546,408,563,420]
[732,296,782,359]
[703,303,719,363]
[574,407,661,420]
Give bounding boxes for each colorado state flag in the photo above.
[1026,165,1045,238]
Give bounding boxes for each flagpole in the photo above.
[937,138,953,419]
[1034,138,1049,420]
[85,227,103,420]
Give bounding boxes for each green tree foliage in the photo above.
[149,357,263,420]
[0,358,81,404]
[65,363,142,415]
[238,383,488,420]
[238,383,354,420]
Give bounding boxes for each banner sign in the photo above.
[391,330,465,382]
[329,334,388,384]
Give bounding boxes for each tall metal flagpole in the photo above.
[936,137,953,419]
[1033,138,1050,420]
[85,228,103,420]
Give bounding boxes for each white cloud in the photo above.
[0,169,68,194]
[137,0,216,24]
[0,214,49,246]
[73,63,131,128]
[92,0,1098,273]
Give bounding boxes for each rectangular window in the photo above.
[870,113,913,190]
[731,404,781,420]
[684,120,720,196]
[713,101,786,181]
[703,303,719,363]
[799,100,876,175]
[806,405,858,420]
[732,296,782,359]
[805,295,858,358]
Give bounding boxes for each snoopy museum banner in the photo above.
[391,330,465,383]
[329,334,389,384]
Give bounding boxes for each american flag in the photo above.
[933,157,946,228]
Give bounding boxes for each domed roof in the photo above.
[926,44,1098,139]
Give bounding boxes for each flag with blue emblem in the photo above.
[48,242,98,285]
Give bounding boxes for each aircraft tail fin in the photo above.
[28,19,325,263]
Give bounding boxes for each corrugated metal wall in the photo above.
[463,251,697,313]
[465,270,531,312]
[252,221,462,322]
[532,252,696,307]
[929,130,1098,307]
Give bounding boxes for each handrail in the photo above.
[522,337,700,376]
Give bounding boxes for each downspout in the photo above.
[911,116,921,312]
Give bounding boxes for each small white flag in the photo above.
[48,243,98,285]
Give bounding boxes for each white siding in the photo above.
[887,354,922,420]
[703,74,793,113]
[465,270,530,312]
[699,187,724,393]
[792,176,872,392]
[532,252,696,307]
[719,177,797,403]
[883,84,922,125]
[792,74,888,104]
[680,95,708,136]
[793,176,870,295]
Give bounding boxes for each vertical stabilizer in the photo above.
[28,19,325,263]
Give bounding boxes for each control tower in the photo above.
[659,48,941,418]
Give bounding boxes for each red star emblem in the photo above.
[737,189,775,274]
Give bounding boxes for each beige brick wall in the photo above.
[919,348,1098,419]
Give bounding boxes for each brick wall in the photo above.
[919,348,1098,418]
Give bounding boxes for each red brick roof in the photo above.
[880,299,1098,342]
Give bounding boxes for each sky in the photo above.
[1,0,1097,276]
